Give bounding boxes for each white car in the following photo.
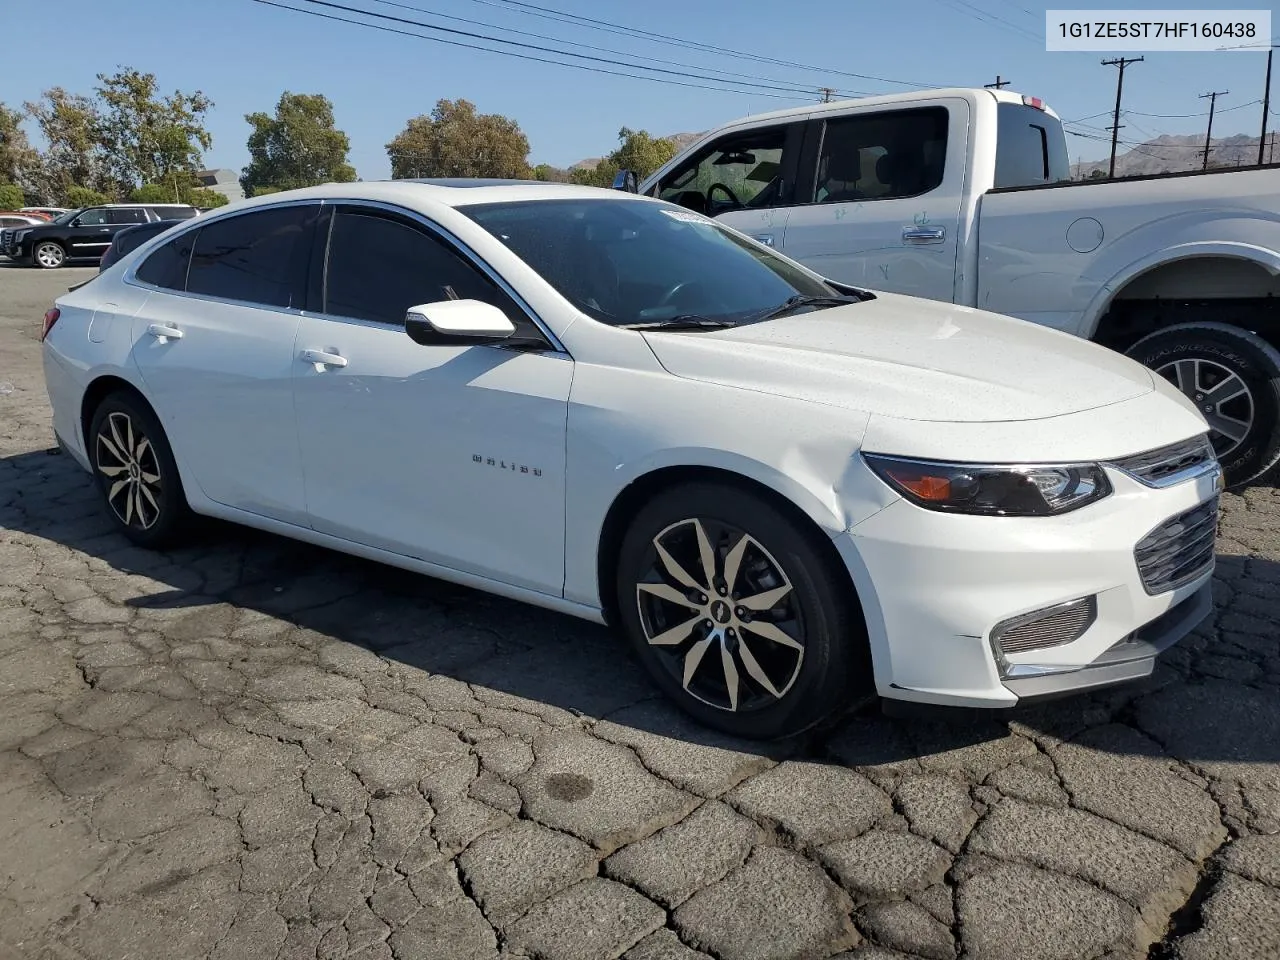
[40,180,1223,738]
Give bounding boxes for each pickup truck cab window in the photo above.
[655,122,803,217]
[812,107,948,203]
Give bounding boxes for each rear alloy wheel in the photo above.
[88,392,193,547]
[34,241,65,269]
[1125,322,1280,488]
[616,483,867,739]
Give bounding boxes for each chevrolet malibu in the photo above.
[40,180,1223,739]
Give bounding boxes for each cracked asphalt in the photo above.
[2,263,1279,960]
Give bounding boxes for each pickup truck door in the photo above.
[776,99,970,303]
[648,120,807,251]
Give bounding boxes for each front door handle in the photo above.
[146,323,183,343]
[902,226,946,244]
[301,348,348,369]
[752,234,775,247]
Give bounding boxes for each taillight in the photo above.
[41,308,60,342]
[1022,95,1045,110]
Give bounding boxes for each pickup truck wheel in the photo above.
[615,482,869,740]
[1125,322,1280,488]
[34,241,66,269]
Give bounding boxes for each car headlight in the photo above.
[14,229,31,242]
[862,453,1111,516]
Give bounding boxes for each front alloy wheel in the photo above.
[617,483,868,739]
[636,517,805,713]
[34,241,65,269]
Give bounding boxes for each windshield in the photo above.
[458,198,841,327]
[51,209,82,225]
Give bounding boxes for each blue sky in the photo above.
[4,0,1276,178]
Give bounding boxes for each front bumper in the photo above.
[836,459,1220,708]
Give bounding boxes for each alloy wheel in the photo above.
[1157,357,1254,460]
[35,242,64,268]
[95,411,163,530]
[635,517,805,713]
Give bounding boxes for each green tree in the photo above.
[0,103,39,189]
[386,99,530,179]
[24,88,108,203]
[241,92,356,196]
[189,188,228,208]
[532,163,570,182]
[93,67,213,197]
[0,183,25,209]
[65,185,110,208]
[569,127,677,188]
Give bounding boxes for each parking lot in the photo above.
[1,262,1278,960]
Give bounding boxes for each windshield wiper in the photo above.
[620,315,738,331]
[748,294,862,323]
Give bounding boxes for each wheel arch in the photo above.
[80,373,155,447]
[1085,243,1280,348]
[594,463,866,636]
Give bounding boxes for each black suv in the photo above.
[1,203,198,268]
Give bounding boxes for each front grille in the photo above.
[1134,497,1219,594]
[992,596,1097,656]
[1110,435,1216,487]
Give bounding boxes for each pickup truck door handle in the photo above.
[752,234,775,247]
[301,348,348,369]
[146,323,183,343]
[902,226,946,244]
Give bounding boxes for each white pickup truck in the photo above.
[623,86,1280,488]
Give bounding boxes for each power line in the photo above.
[1102,56,1143,178]
[1124,99,1260,119]
[364,0,862,94]
[282,0,843,99]
[929,0,1042,43]
[457,0,942,89]
[294,0,844,97]
[251,0,814,100]
[1199,90,1229,170]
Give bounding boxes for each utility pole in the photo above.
[1103,56,1143,178]
[1259,46,1275,165]
[1200,90,1228,170]
[985,76,1011,89]
[819,87,835,103]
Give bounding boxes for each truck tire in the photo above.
[1124,322,1280,489]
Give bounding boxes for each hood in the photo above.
[641,293,1154,423]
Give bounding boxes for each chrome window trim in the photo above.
[123,196,568,356]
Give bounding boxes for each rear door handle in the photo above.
[752,234,775,247]
[146,323,183,343]
[902,226,945,244]
[301,348,348,369]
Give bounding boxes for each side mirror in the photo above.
[404,299,517,346]
[612,169,638,193]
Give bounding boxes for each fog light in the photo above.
[989,596,1097,675]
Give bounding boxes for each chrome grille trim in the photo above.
[1134,497,1219,595]
[1108,435,1218,488]
[0,229,12,248]
[991,596,1098,658]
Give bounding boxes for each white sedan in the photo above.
[40,179,1223,739]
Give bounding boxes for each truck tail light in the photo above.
[1022,95,1045,110]
[41,308,60,341]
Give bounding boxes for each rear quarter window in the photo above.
[994,103,1071,189]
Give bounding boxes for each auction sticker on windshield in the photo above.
[1045,9,1270,51]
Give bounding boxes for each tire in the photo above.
[1125,322,1280,489]
[33,241,65,269]
[615,482,869,740]
[87,392,194,548]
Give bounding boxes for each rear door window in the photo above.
[810,106,949,203]
[186,205,318,308]
[107,208,149,225]
[134,229,197,291]
[994,103,1071,188]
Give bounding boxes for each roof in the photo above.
[218,179,634,213]
[692,86,1062,131]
